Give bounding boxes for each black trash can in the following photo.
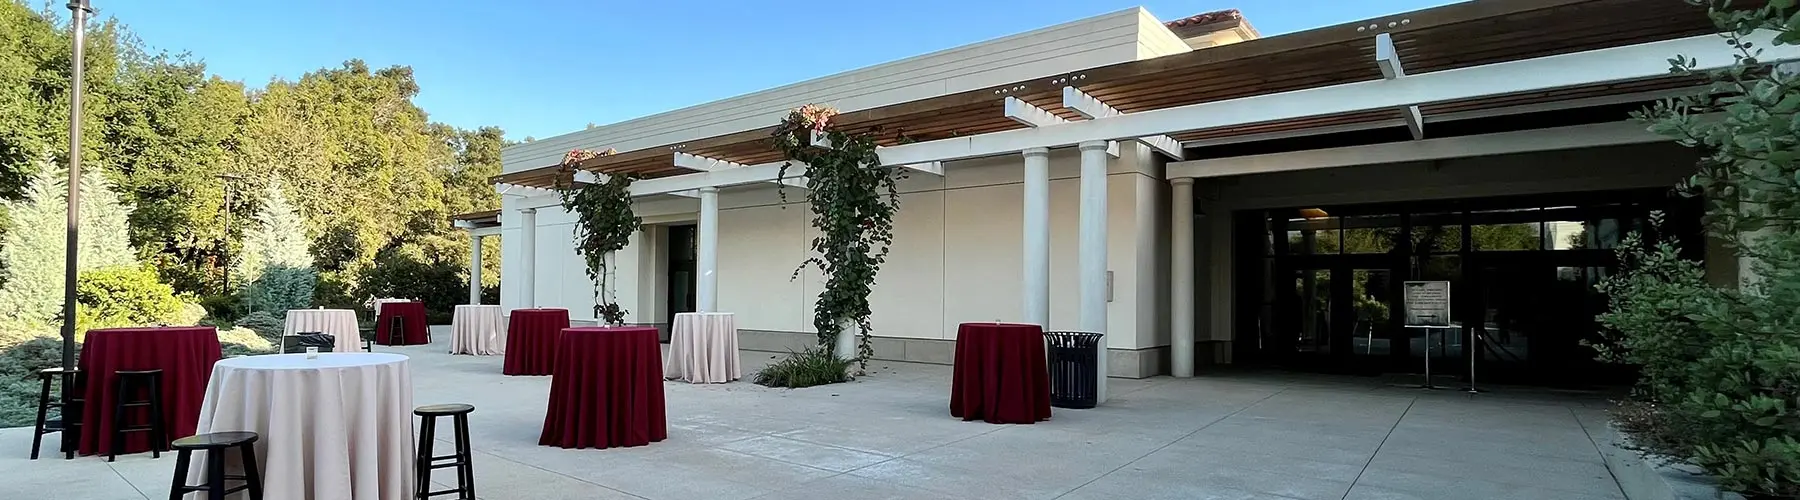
[1045,331,1103,409]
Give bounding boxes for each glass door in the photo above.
[1274,255,1398,374]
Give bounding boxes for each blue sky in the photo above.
[94,0,1460,141]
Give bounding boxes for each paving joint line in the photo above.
[1568,405,1631,498]
[1049,386,1293,499]
[104,459,153,500]
[1338,397,1417,500]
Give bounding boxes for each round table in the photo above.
[502,309,569,376]
[449,305,504,355]
[665,312,740,383]
[283,308,362,353]
[540,326,667,449]
[373,301,429,346]
[949,322,1052,424]
[192,353,415,500]
[77,326,222,456]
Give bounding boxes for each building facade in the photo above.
[466,1,1765,388]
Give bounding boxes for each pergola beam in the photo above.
[675,152,805,191]
[873,31,1796,167]
[1060,87,1183,160]
[1003,96,1118,157]
[1376,33,1426,140]
[810,130,951,175]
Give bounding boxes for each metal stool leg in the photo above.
[415,415,436,499]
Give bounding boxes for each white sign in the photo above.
[1403,281,1452,327]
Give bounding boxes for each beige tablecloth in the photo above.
[192,353,415,500]
[450,305,504,355]
[368,298,409,317]
[665,312,740,383]
[283,309,362,353]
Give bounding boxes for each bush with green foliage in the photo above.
[0,337,66,427]
[238,179,315,314]
[75,266,186,331]
[1596,2,1800,496]
[0,164,140,338]
[754,347,854,389]
[233,311,284,346]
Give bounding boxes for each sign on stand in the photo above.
[1402,281,1454,390]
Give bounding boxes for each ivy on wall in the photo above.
[556,148,639,325]
[771,104,904,364]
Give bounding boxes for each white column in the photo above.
[468,234,484,305]
[1022,147,1051,327]
[697,186,720,312]
[1077,140,1110,403]
[519,208,538,308]
[1170,178,1196,377]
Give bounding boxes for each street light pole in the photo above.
[59,0,91,457]
[218,173,241,293]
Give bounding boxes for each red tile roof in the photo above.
[1164,9,1243,28]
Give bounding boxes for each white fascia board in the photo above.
[879,32,1791,167]
[452,220,479,229]
[1060,86,1182,159]
[494,183,554,197]
[1166,120,1661,179]
[1176,87,1704,149]
[630,161,791,196]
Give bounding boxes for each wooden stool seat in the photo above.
[169,432,262,500]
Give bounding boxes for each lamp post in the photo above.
[218,173,242,293]
[58,0,92,457]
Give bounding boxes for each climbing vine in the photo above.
[771,104,904,365]
[556,148,639,325]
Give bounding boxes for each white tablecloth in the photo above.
[449,305,504,355]
[283,309,362,353]
[368,298,409,317]
[665,312,740,383]
[192,353,414,500]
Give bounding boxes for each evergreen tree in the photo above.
[239,178,314,312]
[0,160,138,338]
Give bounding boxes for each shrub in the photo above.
[197,294,244,323]
[245,265,316,313]
[753,347,853,389]
[75,266,185,331]
[0,336,66,427]
[233,311,284,345]
[173,301,207,326]
[217,326,275,358]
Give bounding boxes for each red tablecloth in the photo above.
[77,326,222,456]
[950,322,1052,424]
[503,309,570,376]
[540,326,667,449]
[373,301,429,345]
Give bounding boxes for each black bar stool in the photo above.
[110,369,168,462]
[31,367,82,460]
[389,315,407,346]
[414,404,475,499]
[169,431,263,500]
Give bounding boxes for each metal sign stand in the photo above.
[1408,326,1445,390]
[1463,328,1485,394]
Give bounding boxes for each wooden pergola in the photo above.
[492,0,1714,189]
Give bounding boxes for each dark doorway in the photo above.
[1233,189,1701,387]
[666,224,698,326]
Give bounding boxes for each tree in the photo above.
[238,178,314,313]
[0,161,138,340]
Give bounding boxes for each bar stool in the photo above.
[31,368,82,460]
[388,314,407,346]
[168,431,262,500]
[110,369,168,462]
[414,404,475,499]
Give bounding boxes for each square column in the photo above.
[1170,178,1196,377]
[1022,147,1051,326]
[1077,140,1110,404]
[519,207,538,308]
[468,234,484,305]
[697,186,720,312]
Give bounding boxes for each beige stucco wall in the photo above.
[498,142,1171,352]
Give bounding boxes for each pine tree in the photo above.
[0,161,139,338]
[239,178,315,312]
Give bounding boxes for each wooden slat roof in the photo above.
[494,0,1718,189]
